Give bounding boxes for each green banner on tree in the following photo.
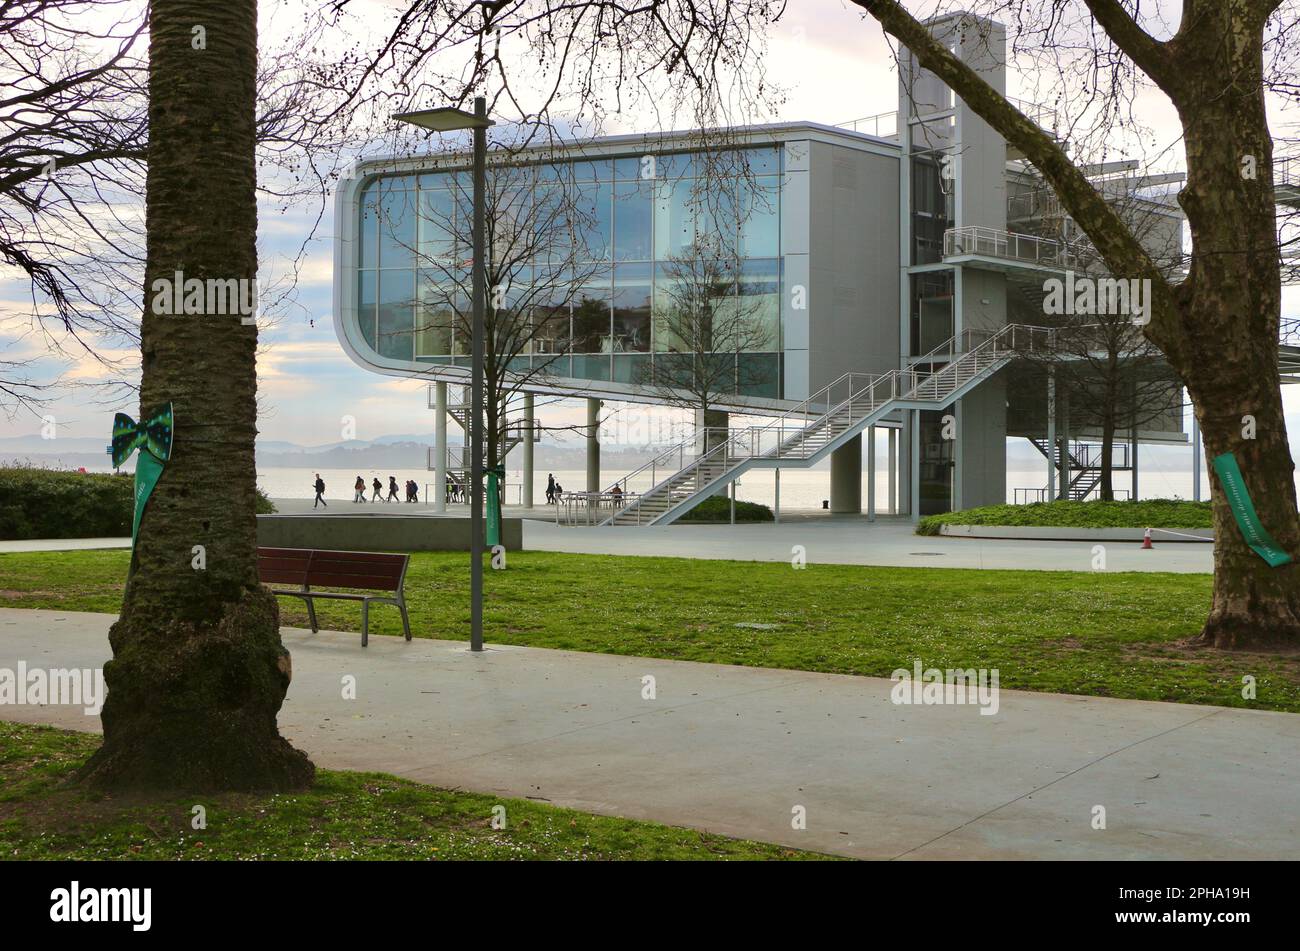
[1212,452,1292,568]
[112,403,174,547]
[486,464,504,548]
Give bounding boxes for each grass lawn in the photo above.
[2,547,1297,713]
[0,721,827,860]
[917,498,1213,534]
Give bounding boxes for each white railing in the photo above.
[836,112,899,138]
[556,491,638,526]
[605,323,1057,526]
[944,225,1079,269]
[1277,154,1300,189]
[1008,96,1058,131]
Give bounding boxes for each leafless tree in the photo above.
[381,153,610,468]
[637,239,773,449]
[0,0,376,415]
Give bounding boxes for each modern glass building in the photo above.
[335,124,904,412]
[335,12,1215,519]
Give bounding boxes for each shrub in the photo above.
[916,498,1213,535]
[0,466,277,539]
[679,495,774,523]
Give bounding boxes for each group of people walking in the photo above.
[544,472,565,504]
[307,473,420,508]
[348,475,419,504]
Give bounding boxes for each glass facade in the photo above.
[353,146,783,398]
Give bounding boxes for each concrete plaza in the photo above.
[1,503,1212,574]
[2,607,1292,860]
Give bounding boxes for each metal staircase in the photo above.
[604,324,1055,526]
[1028,437,1132,501]
[425,386,526,489]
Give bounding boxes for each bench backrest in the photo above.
[257,547,408,591]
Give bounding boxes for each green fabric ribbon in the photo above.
[1212,452,1292,568]
[486,464,505,548]
[112,404,174,469]
[112,403,173,546]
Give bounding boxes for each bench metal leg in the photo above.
[398,598,411,641]
[361,600,369,647]
[304,597,319,634]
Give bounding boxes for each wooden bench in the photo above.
[257,547,412,647]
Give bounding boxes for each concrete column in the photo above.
[888,427,897,514]
[1045,369,1056,500]
[867,426,876,522]
[774,468,781,523]
[951,403,962,511]
[434,382,447,513]
[1192,410,1201,502]
[586,397,601,494]
[830,434,862,514]
[1057,389,1069,501]
[1131,424,1140,501]
[909,411,921,523]
[522,392,534,509]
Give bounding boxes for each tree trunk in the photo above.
[1169,8,1300,650]
[1099,416,1115,502]
[857,0,1300,651]
[77,0,314,790]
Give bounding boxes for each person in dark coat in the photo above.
[313,473,327,508]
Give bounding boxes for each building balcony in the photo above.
[943,225,1081,271]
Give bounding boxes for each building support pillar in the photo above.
[774,468,781,524]
[586,397,601,494]
[867,426,877,522]
[1045,369,1056,500]
[434,382,447,513]
[1131,423,1140,502]
[908,410,921,523]
[1057,389,1070,501]
[830,434,862,514]
[522,392,534,509]
[888,427,897,515]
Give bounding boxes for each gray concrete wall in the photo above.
[257,515,523,552]
[806,140,901,389]
[956,370,1008,509]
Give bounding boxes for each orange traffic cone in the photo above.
[1141,527,1153,549]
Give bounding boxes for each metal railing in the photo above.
[605,323,1057,526]
[1008,96,1058,131]
[1277,154,1300,189]
[555,490,638,526]
[944,225,1079,269]
[835,111,899,138]
[606,426,706,497]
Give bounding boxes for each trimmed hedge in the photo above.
[679,496,775,523]
[0,466,276,540]
[916,498,1213,536]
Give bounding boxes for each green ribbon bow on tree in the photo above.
[486,463,505,548]
[111,403,174,545]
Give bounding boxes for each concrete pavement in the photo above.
[3,508,1213,573]
[2,607,1292,859]
[520,515,1215,573]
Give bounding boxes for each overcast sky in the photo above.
[2,0,1298,462]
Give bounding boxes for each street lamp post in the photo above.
[395,97,492,652]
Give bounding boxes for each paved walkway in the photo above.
[2,608,1292,859]
[3,507,1212,573]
